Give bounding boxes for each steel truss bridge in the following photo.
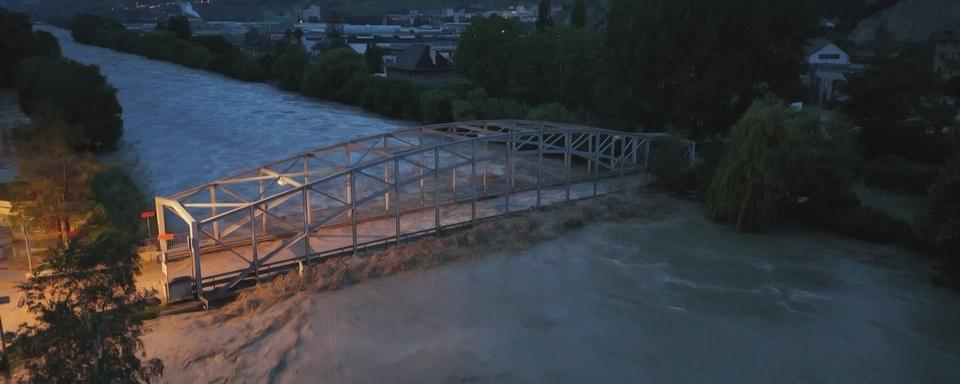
[154,120,693,304]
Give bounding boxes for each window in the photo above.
[818,54,841,60]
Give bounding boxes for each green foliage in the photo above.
[454,16,522,97]
[536,0,554,31]
[811,205,915,245]
[14,232,163,383]
[178,45,212,69]
[16,56,124,151]
[270,44,308,91]
[863,155,940,194]
[364,42,384,74]
[419,89,457,124]
[842,59,949,162]
[571,0,587,29]
[526,102,575,123]
[706,97,858,231]
[648,140,697,193]
[917,155,960,254]
[8,120,100,236]
[159,15,191,40]
[301,47,365,99]
[604,0,814,136]
[1,7,56,86]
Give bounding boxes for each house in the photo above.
[385,44,456,83]
[804,41,867,105]
[931,30,960,80]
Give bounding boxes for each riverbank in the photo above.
[142,194,960,383]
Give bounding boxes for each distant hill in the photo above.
[849,0,960,42]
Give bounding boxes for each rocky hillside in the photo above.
[849,0,960,42]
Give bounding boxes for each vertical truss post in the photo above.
[564,131,572,202]
[588,134,593,174]
[632,137,640,168]
[154,199,169,303]
[345,144,352,219]
[618,137,626,191]
[505,134,513,215]
[452,166,457,201]
[434,147,441,235]
[644,139,651,168]
[689,141,696,167]
[482,143,488,193]
[304,155,311,225]
[210,185,219,239]
[258,168,266,232]
[394,158,401,245]
[249,205,259,281]
[302,188,311,265]
[188,220,202,299]
[536,131,543,209]
[384,137,390,211]
[470,139,477,226]
[349,171,358,254]
[593,133,599,197]
[419,151,425,206]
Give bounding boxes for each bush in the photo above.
[270,45,308,91]
[16,56,123,151]
[809,204,915,245]
[864,154,940,194]
[648,139,696,192]
[706,97,858,231]
[527,102,577,123]
[300,47,365,98]
[419,89,457,123]
[916,155,960,254]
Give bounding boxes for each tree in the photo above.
[16,56,124,151]
[842,59,944,160]
[364,42,384,74]
[603,0,815,136]
[454,16,521,96]
[571,0,587,29]
[917,154,960,254]
[9,120,100,241]
[14,231,163,383]
[165,15,191,40]
[536,0,554,31]
[301,47,366,99]
[706,97,857,231]
[270,44,308,91]
[325,22,343,40]
[0,7,39,86]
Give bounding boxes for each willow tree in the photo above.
[706,97,803,231]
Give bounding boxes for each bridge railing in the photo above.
[153,121,693,303]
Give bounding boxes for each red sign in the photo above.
[140,210,156,218]
[157,233,175,241]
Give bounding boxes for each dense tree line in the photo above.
[457,0,814,136]
[2,8,121,151]
[68,14,571,124]
[1,8,162,382]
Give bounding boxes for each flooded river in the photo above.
[42,26,407,196]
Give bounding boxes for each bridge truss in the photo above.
[154,120,694,303]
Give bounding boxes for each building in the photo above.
[804,41,867,105]
[385,44,455,83]
[931,30,960,80]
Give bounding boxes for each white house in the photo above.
[804,41,866,105]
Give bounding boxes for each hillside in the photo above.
[849,0,960,42]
